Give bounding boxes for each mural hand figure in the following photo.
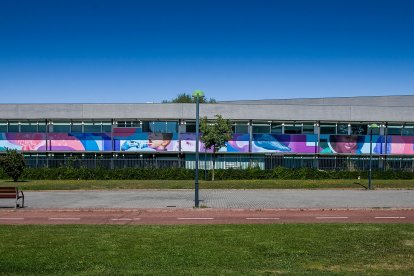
[121,140,148,151]
[254,134,291,151]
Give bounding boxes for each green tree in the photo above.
[200,115,232,181]
[163,93,216,103]
[0,149,26,182]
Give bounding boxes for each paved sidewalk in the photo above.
[3,189,413,209]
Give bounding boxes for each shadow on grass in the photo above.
[1,180,30,183]
[353,182,368,189]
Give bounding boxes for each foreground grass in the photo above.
[0,224,413,275]
[1,179,414,190]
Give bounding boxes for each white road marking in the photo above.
[316,216,349,219]
[49,218,80,220]
[375,217,406,219]
[245,217,280,220]
[110,218,141,221]
[177,218,214,220]
[0,218,24,220]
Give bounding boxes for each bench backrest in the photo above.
[0,187,18,198]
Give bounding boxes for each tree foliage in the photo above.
[0,149,26,182]
[200,115,232,152]
[200,114,232,180]
[162,93,216,103]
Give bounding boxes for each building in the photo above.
[1,95,413,170]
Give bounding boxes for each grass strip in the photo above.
[0,224,413,275]
[1,179,414,190]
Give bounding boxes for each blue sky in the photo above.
[0,0,413,103]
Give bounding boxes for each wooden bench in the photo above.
[0,187,24,208]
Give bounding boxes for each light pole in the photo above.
[368,123,379,190]
[192,90,204,207]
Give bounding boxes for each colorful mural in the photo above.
[0,133,46,151]
[179,133,250,153]
[252,134,317,153]
[0,133,111,152]
[113,128,179,152]
[320,135,374,154]
[226,134,250,153]
[48,133,112,151]
[179,133,212,152]
[1,131,414,155]
[386,136,414,154]
[319,135,388,154]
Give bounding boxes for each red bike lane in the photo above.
[0,208,413,225]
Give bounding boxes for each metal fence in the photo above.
[20,155,414,171]
[264,155,414,171]
[24,157,185,169]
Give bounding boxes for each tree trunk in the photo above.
[204,148,207,180]
[212,152,215,181]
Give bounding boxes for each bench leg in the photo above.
[21,192,24,208]
[15,193,25,208]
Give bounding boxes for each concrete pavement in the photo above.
[3,189,413,209]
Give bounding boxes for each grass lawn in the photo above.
[0,224,413,275]
[0,179,414,190]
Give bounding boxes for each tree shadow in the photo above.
[353,182,368,190]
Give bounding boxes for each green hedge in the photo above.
[1,167,413,180]
[213,167,414,180]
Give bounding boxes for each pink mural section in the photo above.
[0,133,112,152]
[0,133,46,151]
[387,136,414,154]
[179,133,213,152]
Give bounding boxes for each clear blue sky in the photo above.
[1,0,413,103]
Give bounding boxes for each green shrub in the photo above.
[0,166,412,181]
[0,149,26,182]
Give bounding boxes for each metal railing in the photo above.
[20,155,414,171]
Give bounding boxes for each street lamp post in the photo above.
[368,123,379,190]
[192,90,204,207]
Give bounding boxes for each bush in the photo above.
[0,165,412,181]
[0,149,26,182]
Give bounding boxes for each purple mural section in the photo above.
[252,134,318,153]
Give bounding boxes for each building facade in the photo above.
[1,95,413,170]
